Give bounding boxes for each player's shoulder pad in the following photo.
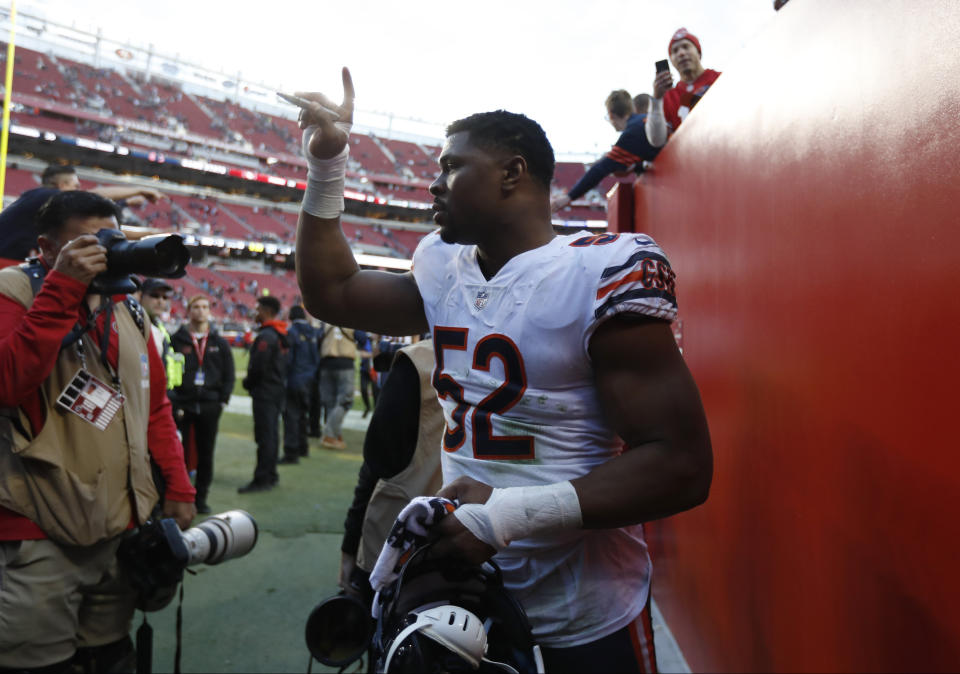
[570,232,678,322]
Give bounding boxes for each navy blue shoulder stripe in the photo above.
[594,287,678,320]
[601,250,671,279]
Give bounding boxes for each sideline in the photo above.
[225,394,371,432]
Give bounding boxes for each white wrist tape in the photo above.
[301,122,353,219]
[453,481,582,551]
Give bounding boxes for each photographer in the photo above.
[0,191,195,672]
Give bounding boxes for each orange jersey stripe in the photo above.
[597,269,646,300]
[607,146,643,165]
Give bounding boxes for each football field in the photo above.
[142,411,365,673]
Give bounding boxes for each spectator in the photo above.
[279,305,320,464]
[141,278,185,390]
[239,296,288,493]
[317,324,367,451]
[339,340,442,605]
[357,332,377,418]
[551,89,660,212]
[295,85,712,671]
[169,295,235,513]
[0,164,165,265]
[0,191,194,670]
[646,28,722,147]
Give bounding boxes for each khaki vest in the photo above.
[357,340,443,571]
[320,326,358,359]
[0,266,158,546]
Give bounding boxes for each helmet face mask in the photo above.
[373,545,544,674]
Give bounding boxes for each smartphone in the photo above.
[277,92,340,121]
[655,59,670,74]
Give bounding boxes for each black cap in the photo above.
[141,278,173,294]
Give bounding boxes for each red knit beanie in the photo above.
[668,27,702,56]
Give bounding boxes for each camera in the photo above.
[89,228,190,295]
[118,510,258,610]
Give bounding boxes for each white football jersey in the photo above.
[411,229,678,647]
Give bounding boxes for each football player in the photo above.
[293,68,712,674]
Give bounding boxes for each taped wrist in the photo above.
[301,122,353,219]
[453,481,582,551]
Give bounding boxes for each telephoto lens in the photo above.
[98,228,190,278]
[89,228,191,295]
[181,510,258,565]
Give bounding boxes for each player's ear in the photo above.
[501,155,527,193]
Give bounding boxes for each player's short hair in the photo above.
[446,110,555,189]
[40,164,77,187]
[256,295,281,316]
[187,294,210,309]
[288,305,306,321]
[605,90,635,119]
[632,93,652,114]
[35,190,119,237]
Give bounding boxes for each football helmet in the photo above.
[373,544,544,673]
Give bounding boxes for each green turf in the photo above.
[231,348,367,410]
[140,412,367,673]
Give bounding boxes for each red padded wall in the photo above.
[611,1,960,670]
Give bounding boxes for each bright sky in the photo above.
[14,0,775,157]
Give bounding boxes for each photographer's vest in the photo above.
[0,266,158,546]
[320,326,358,360]
[357,340,443,572]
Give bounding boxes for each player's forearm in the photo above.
[572,433,712,529]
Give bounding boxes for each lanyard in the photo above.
[73,298,120,387]
[190,332,209,368]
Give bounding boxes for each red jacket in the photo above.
[0,267,195,540]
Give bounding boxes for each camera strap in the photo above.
[174,576,191,674]
[136,613,153,674]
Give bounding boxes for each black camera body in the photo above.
[89,228,190,295]
[118,510,258,611]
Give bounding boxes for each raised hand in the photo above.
[52,234,108,286]
[296,67,355,160]
[652,70,673,99]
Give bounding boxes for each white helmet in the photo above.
[384,605,488,671]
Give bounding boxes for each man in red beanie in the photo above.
[645,27,722,147]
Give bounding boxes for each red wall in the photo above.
[611,1,960,670]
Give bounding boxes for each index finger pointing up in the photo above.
[341,66,355,104]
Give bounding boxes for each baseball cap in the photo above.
[141,278,173,295]
[669,27,702,56]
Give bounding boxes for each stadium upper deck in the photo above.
[0,33,613,224]
[0,18,615,325]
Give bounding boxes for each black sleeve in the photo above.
[568,157,624,201]
[341,460,378,556]
[243,334,268,391]
[362,353,422,479]
[568,122,660,201]
[219,335,235,403]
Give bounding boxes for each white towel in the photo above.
[369,496,456,617]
